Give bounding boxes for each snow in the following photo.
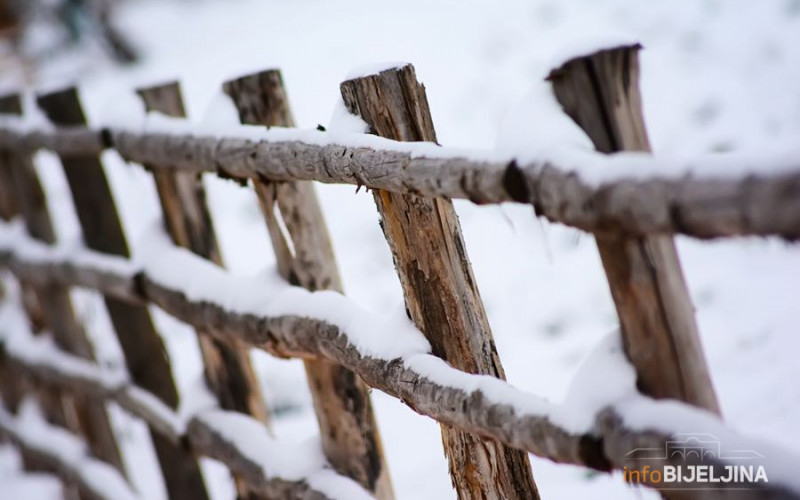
[200,92,243,128]
[0,400,140,500]
[327,99,369,134]
[1,1,799,499]
[345,61,412,80]
[124,386,186,436]
[9,96,788,190]
[545,34,640,71]
[0,288,128,390]
[199,410,374,500]
[138,223,432,361]
[0,218,138,278]
[558,332,638,432]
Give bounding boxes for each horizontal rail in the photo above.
[0,299,373,500]
[0,124,798,240]
[1,225,798,499]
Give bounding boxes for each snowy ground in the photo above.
[2,0,800,498]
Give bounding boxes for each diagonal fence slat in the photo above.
[223,69,394,500]
[0,93,126,483]
[137,81,273,500]
[35,87,210,500]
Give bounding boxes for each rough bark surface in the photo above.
[0,125,798,240]
[2,250,796,500]
[0,93,125,475]
[223,70,394,500]
[340,65,540,500]
[548,46,720,412]
[36,87,210,500]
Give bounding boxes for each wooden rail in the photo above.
[0,44,798,500]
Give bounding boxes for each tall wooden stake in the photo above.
[223,69,394,500]
[547,45,720,413]
[341,65,540,500]
[37,87,210,500]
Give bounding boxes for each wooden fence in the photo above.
[0,44,798,500]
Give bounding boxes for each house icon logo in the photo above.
[625,433,764,462]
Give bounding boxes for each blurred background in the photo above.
[1,1,799,499]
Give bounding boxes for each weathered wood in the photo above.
[0,124,798,240]
[137,82,269,421]
[547,46,720,412]
[0,93,125,474]
[2,246,796,500]
[223,70,394,499]
[341,65,539,500]
[36,87,210,500]
[137,81,271,500]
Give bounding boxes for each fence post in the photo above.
[36,87,211,500]
[136,81,273,499]
[546,45,720,413]
[0,93,127,477]
[222,69,395,500]
[340,65,540,500]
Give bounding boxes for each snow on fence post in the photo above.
[222,69,395,500]
[36,87,211,500]
[136,81,273,500]
[546,45,721,413]
[340,64,541,500]
[0,92,127,477]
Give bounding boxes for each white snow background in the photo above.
[1,0,800,499]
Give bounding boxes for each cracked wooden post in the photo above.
[223,70,394,500]
[136,81,272,499]
[0,93,126,480]
[341,65,540,500]
[36,87,210,500]
[547,45,720,413]
[222,69,394,500]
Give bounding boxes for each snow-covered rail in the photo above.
[0,124,798,240]
[1,224,799,499]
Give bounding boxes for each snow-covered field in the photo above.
[2,0,800,498]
